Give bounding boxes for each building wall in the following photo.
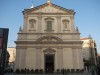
[7,47,16,63]
[15,47,84,70]
[81,38,98,65]
[7,47,16,69]
[15,2,84,71]
[26,15,74,33]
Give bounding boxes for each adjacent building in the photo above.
[81,37,98,70]
[7,47,16,69]
[97,54,100,65]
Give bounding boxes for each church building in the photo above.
[15,1,84,73]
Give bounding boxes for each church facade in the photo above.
[15,1,84,72]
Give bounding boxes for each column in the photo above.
[57,48,63,69]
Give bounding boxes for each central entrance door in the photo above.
[45,54,54,73]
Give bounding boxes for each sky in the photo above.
[0,0,100,53]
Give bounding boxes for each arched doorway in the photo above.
[44,48,55,73]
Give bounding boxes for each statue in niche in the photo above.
[63,21,69,29]
[62,19,69,30]
[29,19,36,29]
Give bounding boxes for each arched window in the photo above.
[29,19,36,30]
[62,19,69,30]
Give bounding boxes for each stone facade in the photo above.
[14,1,84,72]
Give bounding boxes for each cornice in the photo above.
[27,12,74,15]
[18,32,80,35]
[16,45,82,49]
[15,40,83,44]
[23,3,75,15]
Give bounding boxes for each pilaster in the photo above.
[70,16,75,32]
[37,15,42,33]
[23,14,28,32]
[35,48,42,69]
[72,48,78,69]
[17,49,26,69]
[57,16,61,33]
[78,49,84,69]
[57,48,63,69]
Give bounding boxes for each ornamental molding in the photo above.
[56,16,61,19]
[17,32,80,35]
[16,46,82,49]
[38,15,42,19]
[23,3,75,15]
[44,17,54,20]
[28,13,74,15]
[43,47,56,54]
[15,40,83,44]
[35,35,63,42]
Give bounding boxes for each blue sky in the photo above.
[0,0,100,53]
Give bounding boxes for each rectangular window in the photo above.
[47,21,52,31]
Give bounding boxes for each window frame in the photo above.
[46,20,52,31]
[44,17,54,32]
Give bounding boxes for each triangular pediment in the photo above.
[24,3,75,14]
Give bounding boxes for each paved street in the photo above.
[4,72,97,75]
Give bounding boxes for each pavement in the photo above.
[4,72,97,75]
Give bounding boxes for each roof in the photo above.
[80,38,92,40]
[23,2,75,15]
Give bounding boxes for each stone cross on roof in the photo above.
[31,1,34,8]
[47,0,52,3]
